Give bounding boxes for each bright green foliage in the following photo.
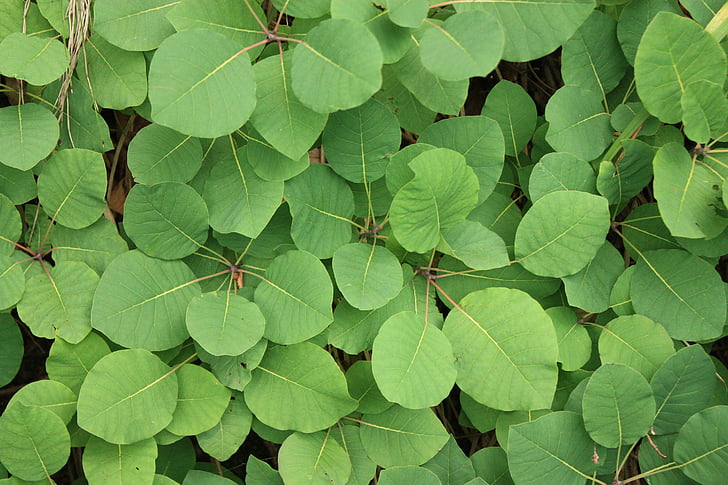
[1,2,728,483]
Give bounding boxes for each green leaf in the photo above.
[333,243,403,310]
[561,242,623,313]
[0,164,36,204]
[372,311,456,409]
[272,0,330,18]
[167,0,267,54]
[682,80,728,144]
[359,405,450,467]
[653,142,728,239]
[279,431,352,485]
[471,447,513,485]
[0,103,59,171]
[390,38,468,116]
[254,250,333,344]
[244,342,357,432]
[0,33,69,85]
[651,345,716,435]
[291,19,383,113]
[45,331,110,395]
[77,349,178,444]
[423,435,476,485]
[183,470,237,485]
[515,191,611,278]
[332,423,376,485]
[443,288,558,411]
[616,0,682,65]
[390,148,479,253]
[346,360,392,415]
[598,314,674,380]
[561,11,627,99]
[127,123,202,185]
[284,164,355,258]
[454,0,595,62]
[166,364,231,436]
[630,249,726,341]
[186,292,265,357]
[249,51,328,160]
[528,153,596,203]
[496,409,552,451]
[323,98,400,183]
[0,404,70,481]
[674,406,728,485]
[481,80,537,161]
[419,11,504,81]
[639,432,699,485]
[596,139,655,208]
[4,380,76,425]
[149,29,256,138]
[83,34,147,110]
[438,220,509,271]
[16,261,98,343]
[0,314,23,387]
[197,339,267,392]
[246,455,284,485]
[92,250,202,351]
[379,466,441,485]
[83,437,157,485]
[243,129,309,182]
[0,194,20,257]
[681,0,725,25]
[544,86,613,160]
[547,307,591,372]
[635,11,727,123]
[384,0,428,28]
[0,255,24,311]
[418,116,505,204]
[37,149,107,229]
[196,392,252,461]
[204,147,283,239]
[50,218,129,275]
[582,364,655,447]
[124,182,209,260]
[508,411,596,485]
[620,203,679,257]
[93,0,176,51]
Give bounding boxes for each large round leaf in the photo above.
[16,261,99,343]
[508,411,597,485]
[390,148,479,253]
[528,152,596,203]
[92,250,201,351]
[419,11,504,81]
[372,311,456,409]
[84,34,147,110]
[630,249,726,341]
[93,0,176,50]
[83,437,157,485]
[332,243,403,310]
[651,345,716,435]
[284,164,355,258]
[37,149,107,229]
[454,0,595,62]
[127,123,203,185]
[254,250,333,344]
[77,349,178,444]
[4,380,76,425]
[0,103,59,171]
[0,33,69,85]
[250,51,328,160]
[481,80,537,161]
[598,314,674,380]
[124,182,209,260]
[418,116,505,204]
[515,191,610,278]
[166,364,231,436]
[582,364,656,448]
[359,405,449,467]
[443,288,558,411]
[635,12,727,123]
[291,18,383,113]
[149,29,256,137]
[244,343,358,433]
[0,404,70,481]
[673,406,728,485]
[186,292,265,356]
[278,432,352,485]
[322,98,400,183]
[203,148,283,239]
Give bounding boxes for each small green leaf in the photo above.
[166,364,231,436]
[481,80,537,161]
[423,435,477,485]
[196,392,252,461]
[547,307,591,372]
[83,437,157,485]
[127,123,203,185]
[0,255,24,311]
[4,380,76,425]
[379,466,441,485]
[93,0,176,50]
[682,80,728,144]
[50,218,129,274]
[582,364,656,447]
[0,103,59,171]
[0,314,23,387]
[272,0,330,18]
[438,220,510,271]
[529,153,596,202]
[0,33,69,85]
[83,34,147,110]
[292,19,383,113]
[77,349,179,444]
[333,243,403,311]
[45,331,110,395]
[384,0,429,27]
[244,343,358,433]
[279,431,352,485]
[561,242,623,313]
[149,30,256,138]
